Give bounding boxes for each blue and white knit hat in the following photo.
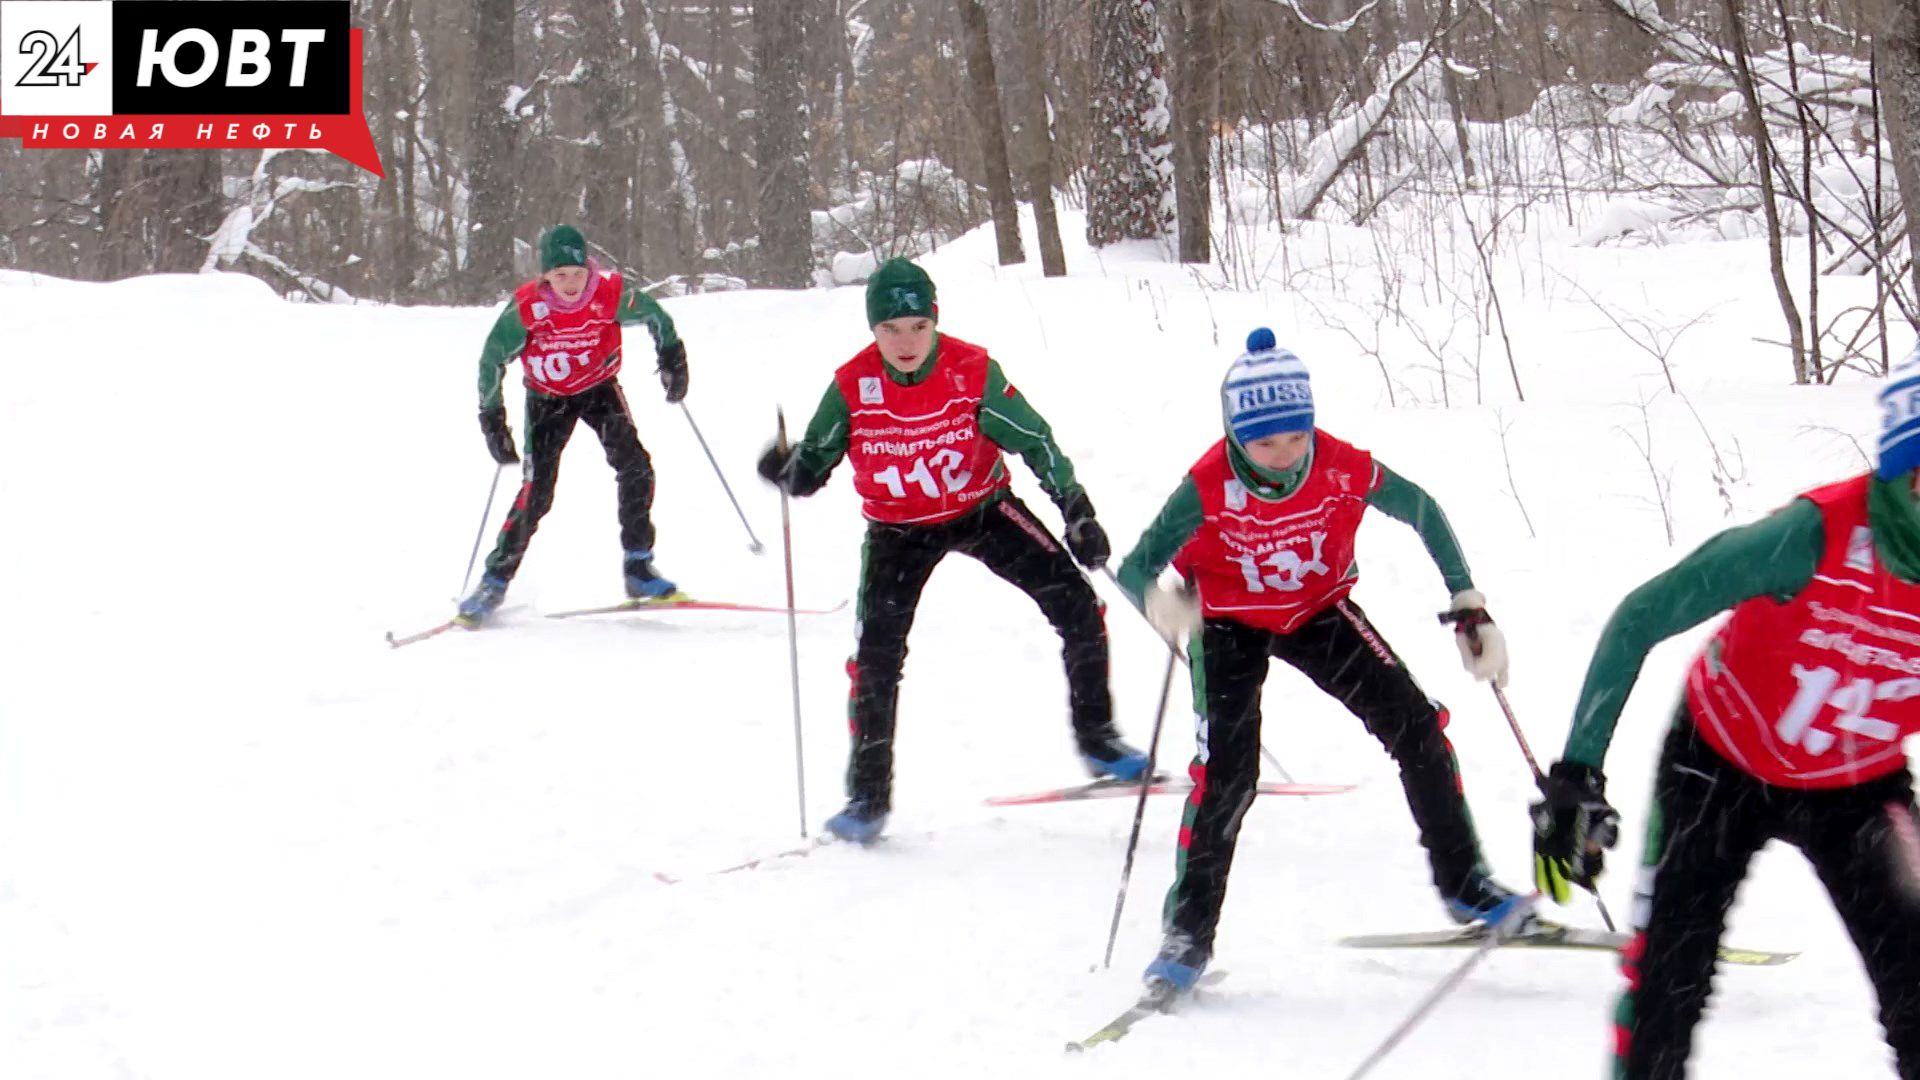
[1879,342,1920,480]
[1221,328,1314,446]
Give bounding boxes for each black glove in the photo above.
[757,441,830,497]
[1531,760,1620,905]
[757,442,794,489]
[479,406,519,466]
[1057,490,1110,570]
[657,340,688,403]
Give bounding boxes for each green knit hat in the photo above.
[539,224,589,272]
[865,258,937,326]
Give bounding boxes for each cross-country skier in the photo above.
[1118,328,1524,994]
[456,224,689,624]
[756,257,1148,843]
[1533,351,1920,1080]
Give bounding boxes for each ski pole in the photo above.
[458,463,508,599]
[1440,609,1621,935]
[1489,683,1543,778]
[681,402,766,555]
[1101,648,1179,969]
[1098,565,1295,784]
[1343,892,1540,1080]
[1437,608,1542,768]
[777,407,807,838]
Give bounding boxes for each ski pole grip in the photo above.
[1437,607,1489,657]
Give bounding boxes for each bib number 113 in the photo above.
[875,449,970,499]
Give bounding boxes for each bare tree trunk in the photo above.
[704,0,753,254]
[466,0,517,296]
[803,0,854,202]
[632,0,700,275]
[93,151,136,279]
[398,0,421,298]
[1775,0,1822,380]
[755,0,813,286]
[1172,0,1219,263]
[1874,0,1920,306]
[1723,0,1809,382]
[577,0,630,258]
[956,0,1024,265]
[375,0,422,300]
[142,150,224,273]
[1437,0,1475,184]
[1007,0,1065,275]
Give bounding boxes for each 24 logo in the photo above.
[16,27,94,87]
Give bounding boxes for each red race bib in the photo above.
[513,266,624,397]
[1687,474,1920,788]
[1172,433,1376,634]
[835,336,1009,525]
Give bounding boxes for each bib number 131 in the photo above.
[875,449,971,499]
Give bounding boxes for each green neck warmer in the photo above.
[1869,473,1920,584]
[1227,436,1313,501]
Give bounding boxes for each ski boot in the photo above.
[455,574,509,627]
[823,798,888,845]
[1442,872,1535,931]
[1142,930,1208,995]
[623,549,680,600]
[1079,728,1152,781]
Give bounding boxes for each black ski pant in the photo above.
[483,380,656,583]
[844,495,1112,809]
[1162,600,1487,963]
[1617,707,1920,1080]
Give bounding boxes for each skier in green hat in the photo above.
[457,224,691,624]
[757,258,1147,843]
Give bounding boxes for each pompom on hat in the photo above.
[1221,328,1314,446]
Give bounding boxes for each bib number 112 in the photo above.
[1776,664,1915,754]
[875,449,970,499]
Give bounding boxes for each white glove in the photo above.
[1448,589,1509,688]
[1144,582,1202,642]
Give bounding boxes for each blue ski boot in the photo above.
[455,574,508,627]
[1142,931,1208,994]
[823,798,888,844]
[1442,873,1534,930]
[1079,728,1152,781]
[623,549,680,600]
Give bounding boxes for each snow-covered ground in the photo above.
[2,208,1907,1079]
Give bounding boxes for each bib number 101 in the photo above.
[527,350,592,384]
[874,449,971,499]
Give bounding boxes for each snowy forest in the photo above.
[0,0,1917,386]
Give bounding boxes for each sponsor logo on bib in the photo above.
[1846,525,1877,574]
